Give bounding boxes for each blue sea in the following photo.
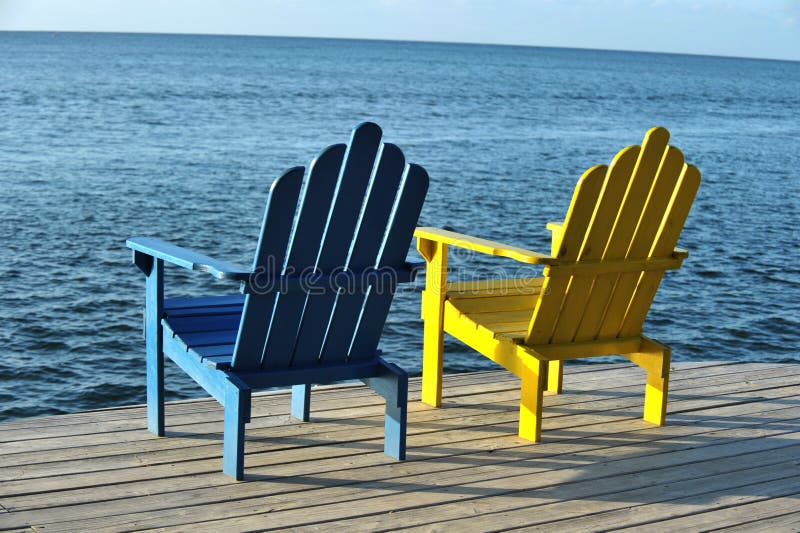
[1,31,798,421]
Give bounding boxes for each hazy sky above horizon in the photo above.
[1,0,798,61]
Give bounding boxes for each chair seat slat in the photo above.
[178,330,239,348]
[446,277,544,298]
[165,304,243,318]
[194,344,235,357]
[164,294,245,311]
[165,314,242,334]
[448,293,539,314]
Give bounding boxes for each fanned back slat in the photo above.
[290,123,383,366]
[260,144,346,369]
[572,127,670,341]
[619,164,701,336]
[349,163,429,359]
[549,146,640,343]
[319,143,407,363]
[597,145,685,337]
[524,165,605,344]
[231,167,304,370]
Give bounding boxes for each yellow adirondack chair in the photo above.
[415,127,701,441]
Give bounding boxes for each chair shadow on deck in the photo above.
[155,380,799,520]
[234,415,800,522]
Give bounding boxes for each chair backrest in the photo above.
[231,122,429,370]
[525,127,701,346]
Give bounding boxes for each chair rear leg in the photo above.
[546,360,563,394]
[223,378,251,481]
[291,384,311,421]
[519,360,546,442]
[644,347,671,425]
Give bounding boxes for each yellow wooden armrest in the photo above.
[414,227,555,265]
[545,221,564,256]
[545,222,563,232]
[672,247,689,259]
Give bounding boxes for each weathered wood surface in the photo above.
[1,362,798,532]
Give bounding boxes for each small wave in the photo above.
[696,270,723,278]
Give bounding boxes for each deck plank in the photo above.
[0,362,797,532]
[608,492,800,532]
[720,508,800,532]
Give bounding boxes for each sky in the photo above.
[0,0,798,61]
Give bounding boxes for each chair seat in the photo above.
[163,295,245,370]
[445,278,543,343]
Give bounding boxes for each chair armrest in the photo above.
[546,221,565,256]
[545,222,564,232]
[126,237,251,280]
[414,227,555,265]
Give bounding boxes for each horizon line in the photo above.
[2,29,798,64]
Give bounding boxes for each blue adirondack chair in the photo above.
[127,122,429,480]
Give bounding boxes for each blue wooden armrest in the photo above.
[127,237,251,280]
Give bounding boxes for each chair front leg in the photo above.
[223,377,251,480]
[417,238,448,407]
[291,384,311,421]
[143,256,165,437]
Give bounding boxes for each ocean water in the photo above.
[0,32,798,421]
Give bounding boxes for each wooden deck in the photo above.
[1,362,799,532]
